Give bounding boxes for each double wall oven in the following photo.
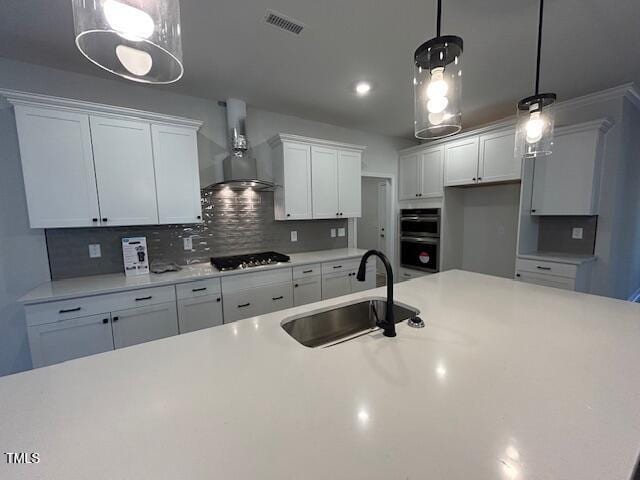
[400,208,440,273]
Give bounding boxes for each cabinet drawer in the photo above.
[221,268,292,294]
[176,278,222,300]
[293,263,321,279]
[25,285,176,327]
[257,283,293,315]
[515,271,575,291]
[321,259,359,275]
[516,258,577,278]
[223,291,259,323]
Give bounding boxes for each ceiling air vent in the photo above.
[263,10,305,35]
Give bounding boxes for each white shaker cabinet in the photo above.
[399,147,444,200]
[399,153,420,200]
[151,124,202,224]
[444,136,479,186]
[478,128,519,183]
[321,271,353,300]
[273,141,313,220]
[28,314,114,368]
[177,296,223,333]
[13,105,101,228]
[293,277,322,306]
[90,116,159,226]
[337,150,362,217]
[311,146,339,218]
[111,302,179,349]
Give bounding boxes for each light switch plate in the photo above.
[88,244,101,259]
[290,231,298,242]
[183,237,193,251]
[331,228,336,238]
[572,227,584,240]
[338,227,346,237]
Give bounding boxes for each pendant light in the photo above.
[72,0,184,84]
[413,0,463,140]
[515,0,556,158]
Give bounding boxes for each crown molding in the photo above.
[0,89,203,129]
[555,117,614,136]
[268,133,366,151]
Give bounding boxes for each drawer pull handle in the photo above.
[516,273,521,277]
[333,265,342,269]
[238,302,250,308]
[302,269,313,274]
[272,296,284,301]
[113,316,119,322]
[59,307,81,314]
[294,284,299,288]
[102,318,109,324]
[192,287,207,292]
[536,266,551,271]
[135,296,153,301]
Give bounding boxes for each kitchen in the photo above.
[1,0,640,479]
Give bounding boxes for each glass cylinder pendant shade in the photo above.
[72,0,183,84]
[413,35,463,140]
[514,93,556,158]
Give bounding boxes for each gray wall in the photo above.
[537,216,598,255]
[0,57,413,376]
[46,189,347,280]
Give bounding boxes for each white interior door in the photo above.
[311,145,339,218]
[14,106,101,228]
[90,115,159,226]
[337,150,362,217]
[151,124,202,224]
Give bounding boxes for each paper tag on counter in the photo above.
[122,237,149,276]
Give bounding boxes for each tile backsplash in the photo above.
[537,215,598,255]
[46,189,348,280]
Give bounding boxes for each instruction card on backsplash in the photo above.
[122,237,149,276]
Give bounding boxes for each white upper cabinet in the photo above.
[399,153,420,200]
[6,92,203,229]
[337,149,362,217]
[13,105,101,228]
[270,134,365,220]
[311,146,339,218]
[531,120,612,215]
[151,124,202,224]
[420,147,444,197]
[478,128,519,183]
[444,136,479,186]
[90,116,159,226]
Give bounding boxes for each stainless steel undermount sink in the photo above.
[281,298,420,348]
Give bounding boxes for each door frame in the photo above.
[351,172,397,272]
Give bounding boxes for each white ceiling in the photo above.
[0,0,639,138]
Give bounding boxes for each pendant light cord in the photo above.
[436,0,442,37]
[534,0,544,95]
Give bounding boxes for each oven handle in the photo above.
[401,236,439,245]
[400,216,440,221]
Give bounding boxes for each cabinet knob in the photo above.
[112,316,119,322]
[294,284,299,288]
[472,178,476,182]
[286,213,291,217]
[531,209,537,213]
[336,213,339,216]
[516,273,521,277]
[196,215,201,220]
[216,297,221,302]
[102,218,108,222]
[102,318,109,324]
[415,194,418,197]
[340,213,343,216]
[477,177,482,181]
[92,218,98,222]
[418,193,423,197]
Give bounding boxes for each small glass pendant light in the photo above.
[72,0,184,84]
[515,0,557,158]
[413,0,463,140]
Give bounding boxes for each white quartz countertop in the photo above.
[518,251,597,265]
[20,248,368,304]
[3,270,640,480]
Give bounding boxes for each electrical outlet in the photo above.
[338,227,346,237]
[572,227,584,240]
[88,244,101,259]
[290,231,298,242]
[183,236,193,251]
[498,225,505,235]
[331,228,336,238]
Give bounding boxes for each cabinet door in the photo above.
[444,136,479,186]
[531,129,600,215]
[293,277,322,306]
[282,142,312,220]
[321,272,352,300]
[420,147,444,197]
[515,271,575,291]
[28,314,114,368]
[222,290,259,323]
[478,129,519,183]
[337,150,362,217]
[350,271,376,293]
[311,146,339,218]
[256,283,294,315]
[399,154,420,200]
[90,116,159,226]
[111,302,179,349]
[14,106,100,228]
[151,124,202,224]
[177,296,223,334]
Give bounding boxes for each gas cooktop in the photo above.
[210,251,291,271]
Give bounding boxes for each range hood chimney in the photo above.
[206,98,276,191]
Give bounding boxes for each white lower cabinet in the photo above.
[515,258,592,292]
[322,272,353,300]
[111,302,179,349]
[177,296,223,334]
[321,260,376,300]
[222,283,293,323]
[293,277,322,306]
[28,314,114,368]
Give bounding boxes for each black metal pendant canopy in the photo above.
[515,0,557,157]
[413,0,464,140]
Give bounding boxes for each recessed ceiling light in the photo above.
[355,82,372,96]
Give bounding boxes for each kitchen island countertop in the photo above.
[2,270,640,480]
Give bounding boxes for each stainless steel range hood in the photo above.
[206,98,276,191]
